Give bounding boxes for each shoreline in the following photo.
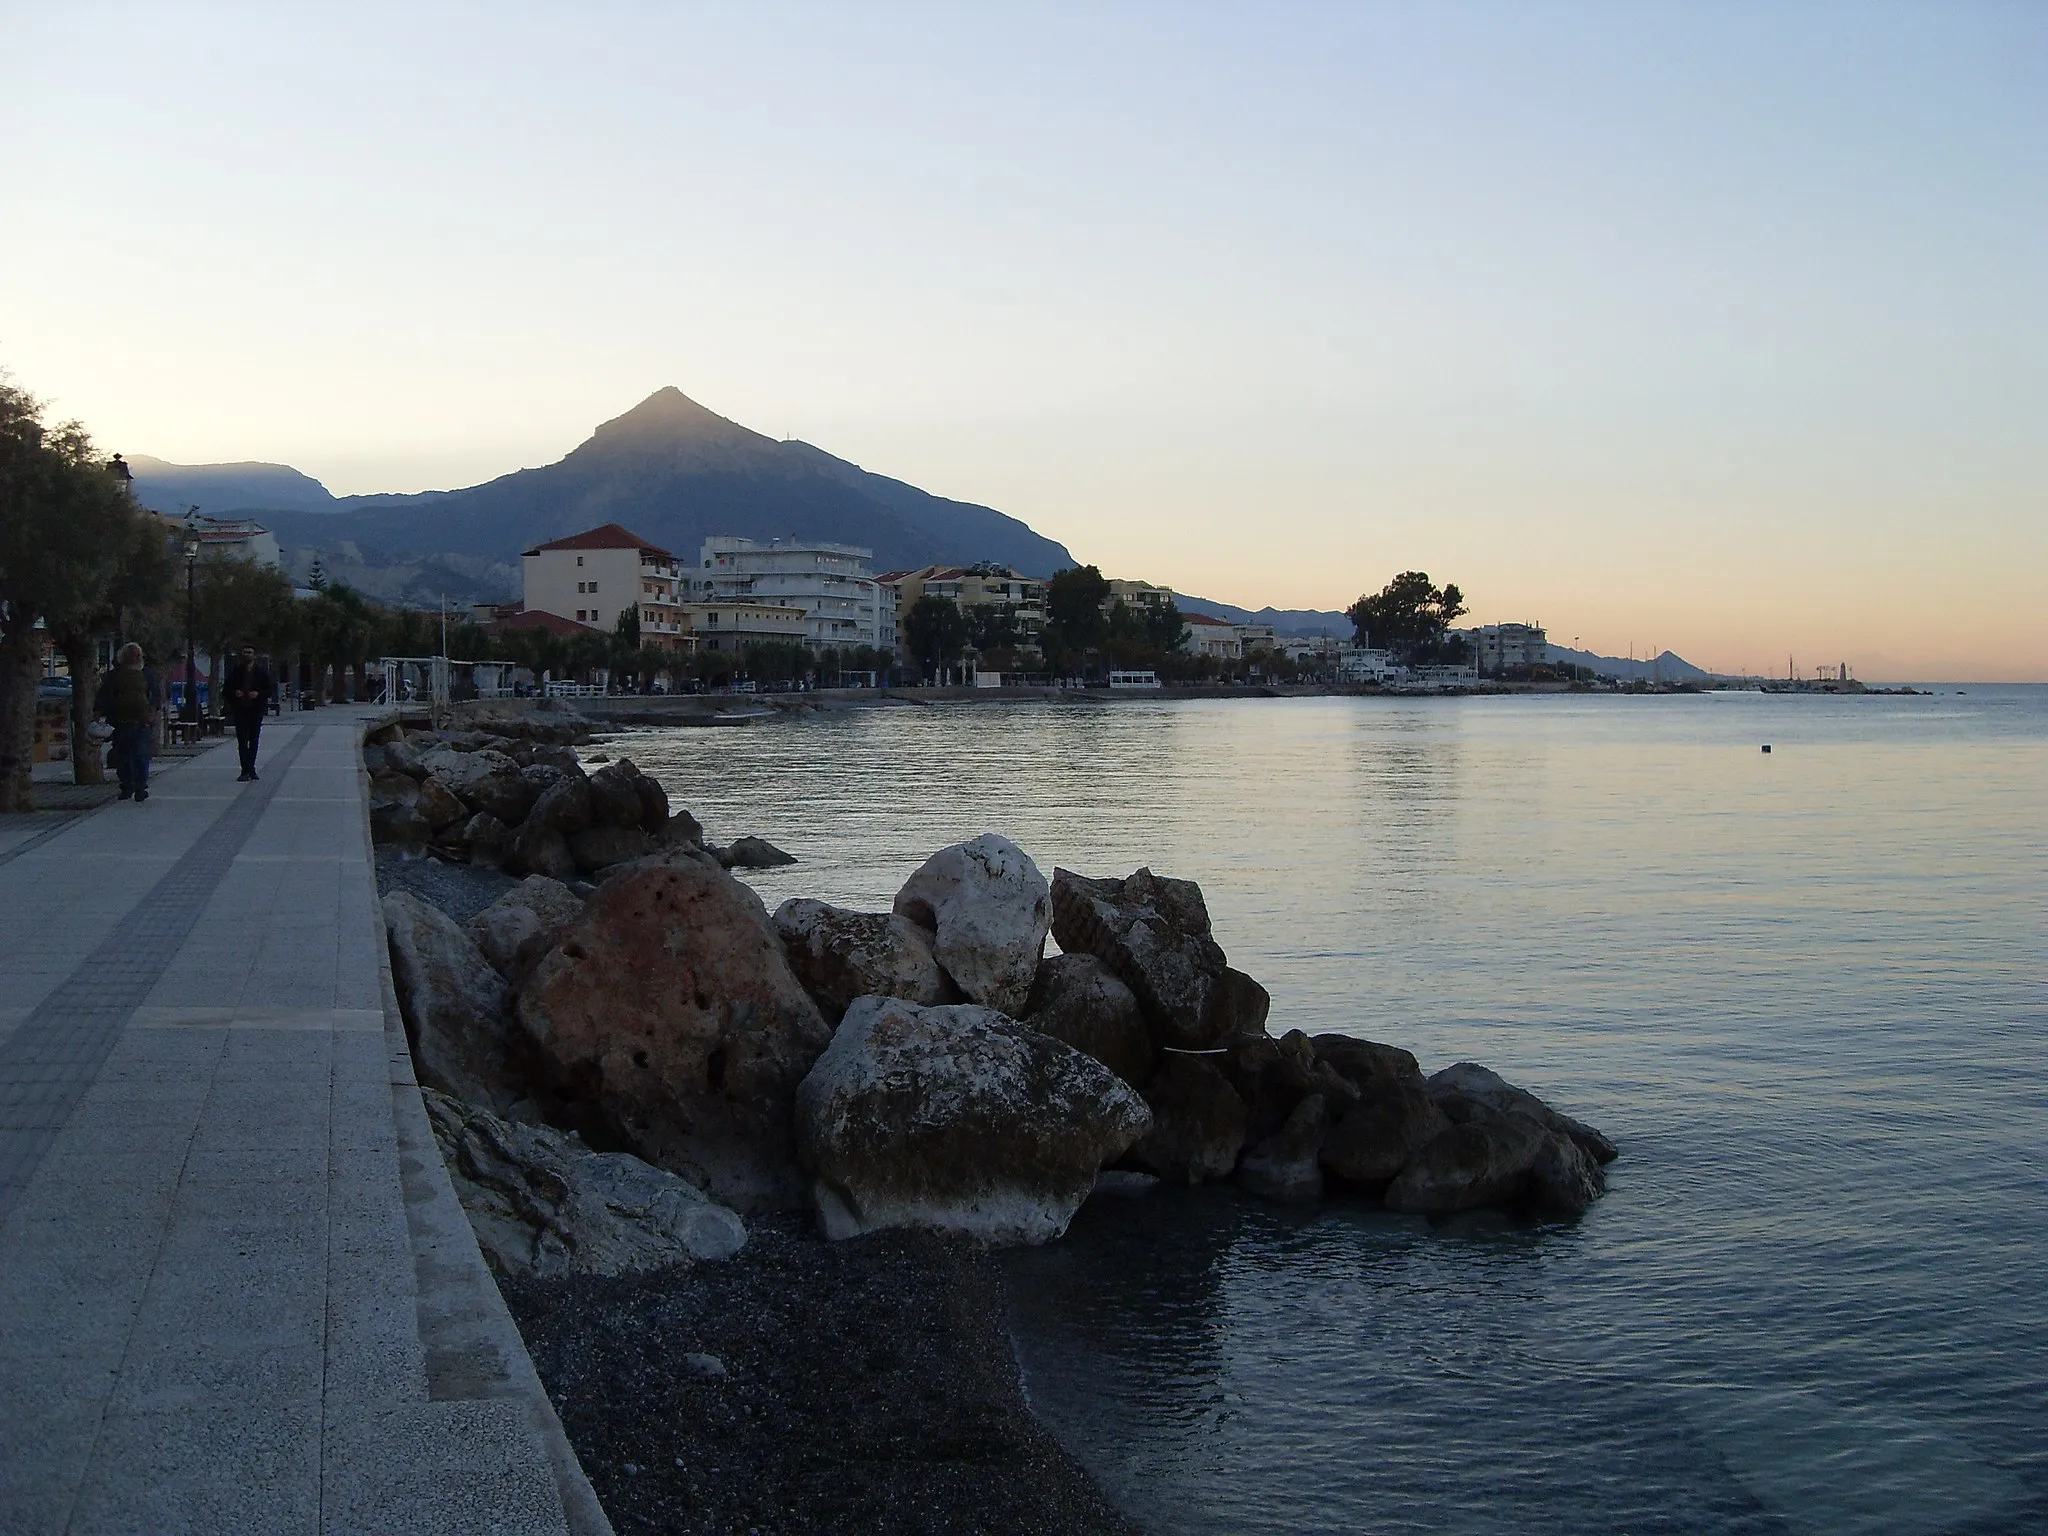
[376,848,1140,1536]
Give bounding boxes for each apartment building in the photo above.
[1456,622,1550,674]
[882,564,1046,655]
[522,524,686,645]
[697,537,892,651]
[677,602,809,653]
[1106,578,1175,614]
[1179,612,1243,661]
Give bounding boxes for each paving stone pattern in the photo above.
[0,711,591,1536]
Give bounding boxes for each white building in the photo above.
[1338,647,1398,681]
[1234,622,1278,652]
[521,523,685,644]
[1456,622,1550,674]
[1179,612,1243,661]
[697,537,893,651]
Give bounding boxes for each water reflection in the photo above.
[619,691,2048,1536]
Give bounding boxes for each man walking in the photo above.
[224,644,274,782]
[95,643,159,802]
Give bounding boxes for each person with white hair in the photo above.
[94,642,160,802]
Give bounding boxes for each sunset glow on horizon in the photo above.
[3,3,2042,680]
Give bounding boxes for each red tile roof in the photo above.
[484,608,600,637]
[523,523,674,561]
[1183,612,1236,626]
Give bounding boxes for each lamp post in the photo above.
[183,517,201,722]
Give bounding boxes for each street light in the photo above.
[183,513,201,723]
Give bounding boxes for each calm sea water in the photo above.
[621,688,2048,1536]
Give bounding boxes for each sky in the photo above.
[2,3,2043,680]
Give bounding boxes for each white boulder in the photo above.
[795,996,1152,1246]
[892,834,1050,1017]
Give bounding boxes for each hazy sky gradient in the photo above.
[4,2,2043,678]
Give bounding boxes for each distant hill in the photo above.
[129,455,338,517]
[1550,646,1711,682]
[1177,594,1353,637]
[139,388,1077,606]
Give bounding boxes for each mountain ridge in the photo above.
[133,388,1077,602]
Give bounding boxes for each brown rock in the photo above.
[528,774,593,836]
[587,759,646,827]
[631,770,670,833]
[567,823,654,873]
[416,775,468,832]
[1318,1078,1450,1189]
[382,891,521,1111]
[1383,1112,1548,1214]
[1049,867,1269,1051]
[1128,1053,1248,1184]
[504,818,578,881]
[514,856,833,1212]
[1023,953,1155,1087]
[771,899,958,1025]
[1238,1093,1327,1204]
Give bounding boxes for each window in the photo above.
[589,582,597,593]
[577,555,584,566]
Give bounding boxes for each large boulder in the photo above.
[425,1090,746,1279]
[771,899,957,1024]
[892,834,1050,1016]
[503,818,578,881]
[1127,1053,1248,1184]
[415,775,468,833]
[514,854,833,1212]
[369,771,421,808]
[382,736,431,778]
[1237,1093,1327,1204]
[1049,867,1270,1051]
[1023,953,1154,1087]
[567,823,653,873]
[419,745,536,825]
[586,759,647,828]
[1426,1062,1618,1166]
[1382,1113,1550,1215]
[631,770,671,834]
[462,811,510,867]
[794,997,1152,1245]
[467,876,586,982]
[382,891,521,1112]
[722,835,797,869]
[1318,1078,1450,1189]
[368,773,430,843]
[527,774,593,837]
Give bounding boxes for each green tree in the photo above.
[50,495,174,783]
[1346,571,1467,661]
[1041,565,1110,675]
[191,551,296,702]
[903,595,968,681]
[299,583,377,701]
[0,385,141,809]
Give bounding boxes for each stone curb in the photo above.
[356,711,616,1536]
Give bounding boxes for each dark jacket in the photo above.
[224,660,274,717]
[96,666,159,726]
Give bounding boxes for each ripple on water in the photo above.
[617,690,2048,1534]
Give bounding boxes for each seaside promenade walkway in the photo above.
[0,709,608,1535]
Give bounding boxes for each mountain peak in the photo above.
[588,387,775,455]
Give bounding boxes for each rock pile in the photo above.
[364,718,698,882]
[376,724,1617,1257]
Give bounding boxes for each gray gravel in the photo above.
[373,846,518,922]
[502,1218,1141,1536]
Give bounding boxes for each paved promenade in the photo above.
[0,710,608,1535]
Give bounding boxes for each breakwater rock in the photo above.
[375,728,1617,1249]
